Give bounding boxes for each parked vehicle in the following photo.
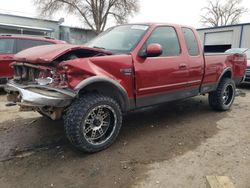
[0,35,65,86]
[225,48,250,83]
[5,23,247,152]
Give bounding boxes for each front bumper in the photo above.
[5,80,76,107]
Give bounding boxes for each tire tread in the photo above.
[64,93,122,152]
[208,78,235,111]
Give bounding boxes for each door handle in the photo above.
[179,63,187,70]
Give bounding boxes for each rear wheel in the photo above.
[208,78,235,111]
[64,93,122,152]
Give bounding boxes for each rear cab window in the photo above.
[0,38,15,54]
[182,27,200,56]
[16,39,54,53]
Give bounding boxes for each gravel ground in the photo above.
[0,86,249,188]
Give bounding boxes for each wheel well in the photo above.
[216,70,232,89]
[78,82,128,112]
[221,71,232,80]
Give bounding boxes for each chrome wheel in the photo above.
[82,105,117,145]
[64,94,122,152]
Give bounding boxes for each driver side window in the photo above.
[144,26,181,57]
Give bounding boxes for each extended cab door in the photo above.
[134,26,191,107]
[181,27,204,92]
[0,38,16,80]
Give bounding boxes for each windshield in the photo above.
[87,25,149,53]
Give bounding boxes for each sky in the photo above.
[0,0,250,29]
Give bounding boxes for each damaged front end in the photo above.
[5,60,76,120]
[5,79,76,120]
[5,44,112,119]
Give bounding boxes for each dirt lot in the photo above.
[0,86,249,188]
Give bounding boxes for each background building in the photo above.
[0,13,96,44]
[60,26,96,44]
[0,13,60,38]
[198,23,250,53]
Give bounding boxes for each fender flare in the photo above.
[75,76,130,111]
[215,67,232,88]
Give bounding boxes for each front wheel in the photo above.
[208,78,236,111]
[64,94,122,153]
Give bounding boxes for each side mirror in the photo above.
[140,43,162,58]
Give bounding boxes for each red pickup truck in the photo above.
[5,23,247,152]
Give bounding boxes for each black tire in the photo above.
[64,93,122,153]
[208,78,236,111]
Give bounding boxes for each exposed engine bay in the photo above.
[5,46,110,120]
[12,48,109,87]
[13,63,67,88]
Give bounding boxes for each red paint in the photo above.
[11,23,247,107]
[0,54,14,78]
[146,43,163,57]
[61,55,135,98]
[14,44,112,64]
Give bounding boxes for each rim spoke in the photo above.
[90,111,97,119]
[223,88,228,101]
[85,119,92,125]
[223,85,233,105]
[223,93,227,100]
[91,130,97,139]
[98,127,104,136]
[97,108,104,116]
[84,126,92,134]
[101,112,109,120]
[102,121,109,127]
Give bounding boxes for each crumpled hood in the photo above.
[14,44,112,64]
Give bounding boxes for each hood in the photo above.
[14,44,112,64]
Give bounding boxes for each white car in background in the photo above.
[225,48,250,83]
